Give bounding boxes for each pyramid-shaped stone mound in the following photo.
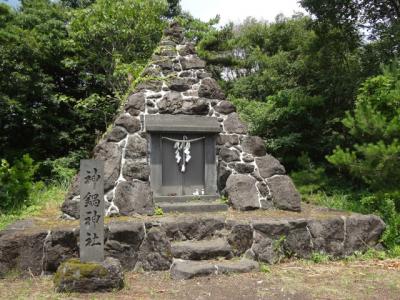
[61,22,301,219]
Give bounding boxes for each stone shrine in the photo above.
[0,22,386,281]
[61,22,301,218]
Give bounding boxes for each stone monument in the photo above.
[79,160,105,263]
[0,22,386,283]
[61,21,302,218]
[53,160,124,293]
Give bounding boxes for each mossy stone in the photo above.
[54,257,124,293]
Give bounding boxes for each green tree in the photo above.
[197,16,362,168]
[0,0,167,177]
[0,154,37,212]
[327,63,400,191]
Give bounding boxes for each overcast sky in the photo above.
[180,0,306,25]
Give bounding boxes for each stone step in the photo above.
[171,238,233,260]
[157,201,228,213]
[154,195,219,204]
[170,258,259,280]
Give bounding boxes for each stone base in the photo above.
[54,257,124,293]
[0,206,386,278]
[170,258,259,280]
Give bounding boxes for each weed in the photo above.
[219,195,229,204]
[259,263,271,274]
[310,252,332,263]
[154,206,164,216]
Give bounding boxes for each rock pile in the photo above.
[61,21,301,219]
[0,212,385,277]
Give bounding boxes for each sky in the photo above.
[180,0,306,25]
[1,0,307,23]
[1,0,19,7]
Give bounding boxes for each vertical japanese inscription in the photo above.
[80,160,104,263]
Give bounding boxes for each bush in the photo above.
[327,63,400,192]
[0,154,37,212]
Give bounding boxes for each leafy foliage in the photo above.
[0,0,167,177]
[327,63,400,191]
[197,16,361,168]
[0,154,37,212]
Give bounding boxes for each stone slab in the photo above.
[171,238,233,260]
[158,201,228,213]
[79,160,105,263]
[145,115,221,133]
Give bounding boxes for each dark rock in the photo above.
[158,92,183,114]
[106,126,127,142]
[217,162,232,191]
[308,218,345,256]
[179,70,193,77]
[214,100,236,114]
[158,93,209,115]
[224,113,247,134]
[141,65,161,77]
[163,217,225,241]
[114,181,154,215]
[257,182,270,197]
[43,229,78,273]
[217,134,239,146]
[122,159,150,181]
[180,56,206,70]
[158,46,176,57]
[125,92,145,111]
[231,163,255,174]
[169,78,191,91]
[284,226,312,258]
[255,155,286,178]
[124,134,147,159]
[197,71,212,79]
[198,78,225,100]
[251,169,264,182]
[219,147,240,162]
[136,79,163,92]
[242,154,254,163]
[344,215,385,255]
[160,38,176,46]
[136,227,172,271]
[105,222,145,270]
[164,22,184,43]
[93,141,122,192]
[178,43,196,56]
[260,198,274,209]
[61,174,80,218]
[61,197,80,219]
[0,230,48,277]
[171,239,232,260]
[147,93,162,100]
[228,223,253,255]
[225,174,260,210]
[114,114,141,133]
[54,257,124,293]
[170,260,216,280]
[154,58,173,70]
[253,220,291,238]
[63,174,79,203]
[252,232,283,264]
[126,108,141,116]
[241,136,266,157]
[173,63,182,72]
[148,107,159,114]
[217,259,258,274]
[181,99,209,115]
[267,175,301,212]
